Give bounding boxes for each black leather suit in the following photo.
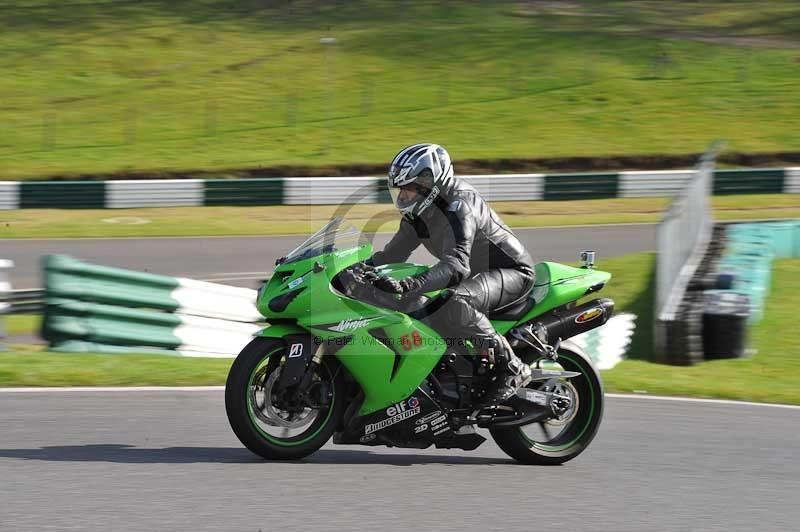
[371,177,536,347]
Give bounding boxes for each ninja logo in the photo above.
[329,317,378,333]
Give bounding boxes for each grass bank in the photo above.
[1,1,800,179]
[3,194,798,239]
[603,258,800,404]
[2,254,798,405]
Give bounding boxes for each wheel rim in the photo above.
[518,354,597,452]
[246,350,336,447]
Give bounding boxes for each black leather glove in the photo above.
[353,260,375,272]
[398,275,423,294]
[374,276,404,294]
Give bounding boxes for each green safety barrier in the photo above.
[204,178,284,206]
[42,298,182,349]
[43,255,180,311]
[712,168,785,196]
[543,172,618,200]
[714,220,800,323]
[20,181,105,208]
[41,254,263,356]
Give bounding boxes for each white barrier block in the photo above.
[619,171,694,198]
[174,314,262,357]
[785,168,800,194]
[106,179,204,208]
[460,174,544,201]
[284,177,381,205]
[0,182,20,210]
[571,313,637,370]
[173,278,261,322]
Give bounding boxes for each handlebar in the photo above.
[335,263,429,314]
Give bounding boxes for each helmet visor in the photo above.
[388,181,418,213]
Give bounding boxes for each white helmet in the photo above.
[388,143,454,220]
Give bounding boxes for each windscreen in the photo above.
[282,217,365,264]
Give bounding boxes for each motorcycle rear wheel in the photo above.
[490,344,604,465]
[225,337,345,460]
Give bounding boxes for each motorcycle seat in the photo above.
[488,295,536,321]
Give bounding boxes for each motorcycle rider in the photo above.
[368,143,535,402]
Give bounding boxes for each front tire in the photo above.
[490,343,604,465]
[225,337,345,460]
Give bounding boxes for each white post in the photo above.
[0,260,12,349]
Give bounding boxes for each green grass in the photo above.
[4,314,41,336]
[0,344,232,387]
[2,194,798,238]
[1,1,800,179]
[603,258,800,404]
[2,253,799,404]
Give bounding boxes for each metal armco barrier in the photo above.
[106,179,204,208]
[787,168,800,193]
[6,289,44,314]
[0,182,19,209]
[1,168,797,209]
[0,260,12,349]
[618,170,694,198]
[462,174,544,201]
[284,176,381,205]
[655,143,720,365]
[42,255,263,356]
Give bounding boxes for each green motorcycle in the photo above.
[226,217,613,464]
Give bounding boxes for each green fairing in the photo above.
[255,322,307,339]
[254,219,612,416]
[517,262,612,322]
[310,316,446,415]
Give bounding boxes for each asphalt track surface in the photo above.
[2,224,655,289]
[1,390,797,532]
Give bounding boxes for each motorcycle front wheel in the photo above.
[225,337,345,460]
[490,343,604,465]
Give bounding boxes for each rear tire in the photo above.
[225,337,345,460]
[490,343,604,465]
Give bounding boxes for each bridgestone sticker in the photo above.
[365,407,420,434]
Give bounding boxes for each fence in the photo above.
[654,144,721,364]
[1,168,797,209]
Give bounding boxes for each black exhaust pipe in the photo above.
[519,298,614,346]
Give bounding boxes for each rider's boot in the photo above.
[486,334,531,403]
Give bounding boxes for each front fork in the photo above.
[273,335,331,411]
